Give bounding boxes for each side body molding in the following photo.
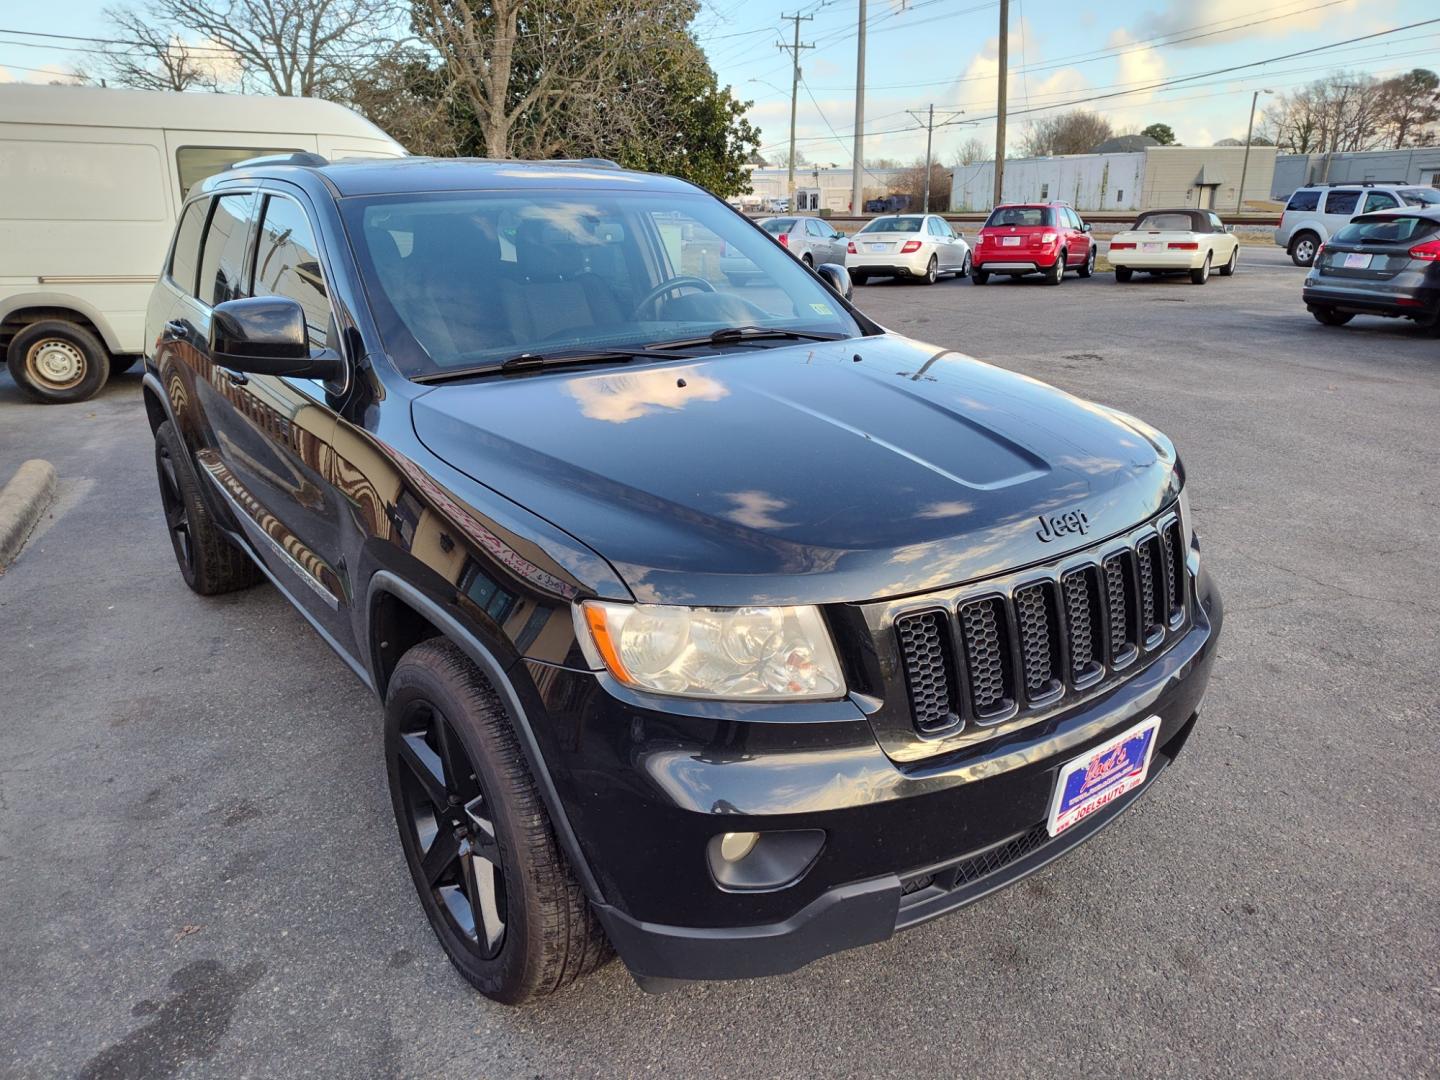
[364,570,606,905]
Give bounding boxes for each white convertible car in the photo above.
[1108,209,1240,284]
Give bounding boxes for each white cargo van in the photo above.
[0,84,405,403]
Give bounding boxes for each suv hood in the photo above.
[411,335,1179,606]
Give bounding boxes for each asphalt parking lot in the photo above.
[2,245,1437,1079]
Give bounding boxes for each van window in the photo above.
[198,192,258,307]
[1285,189,1320,212]
[168,199,209,296]
[253,196,329,348]
[1323,189,1361,215]
[176,147,303,197]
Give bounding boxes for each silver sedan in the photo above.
[846,214,972,285]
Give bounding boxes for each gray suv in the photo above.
[1275,182,1440,266]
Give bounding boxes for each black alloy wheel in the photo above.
[151,420,260,595]
[155,438,194,576]
[393,700,508,961]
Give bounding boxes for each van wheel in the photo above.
[1311,307,1354,327]
[385,638,611,1004]
[153,420,262,595]
[1290,232,1319,267]
[7,320,110,404]
[1190,254,1212,284]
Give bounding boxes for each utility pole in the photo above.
[993,0,1009,207]
[1237,88,1272,214]
[778,11,814,211]
[850,0,867,216]
[906,104,963,212]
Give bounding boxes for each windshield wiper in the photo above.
[645,326,846,351]
[411,347,696,384]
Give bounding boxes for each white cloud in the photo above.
[1107,29,1165,101]
[0,63,84,85]
[1136,0,1360,47]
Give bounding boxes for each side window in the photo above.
[197,192,258,308]
[253,195,330,349]
[1039,183,1050,199]
[1324,189,1361,215]
[1286,189,1320,212]
[805,218,825,237]
[176,147,304,198]
[168,198,209,297]
[1208,213,1225,231]
[1363,192,1398,213]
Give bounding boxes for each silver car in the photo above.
[846,214,972,285]
[757,216,850,269]
[1274,182,1440,266]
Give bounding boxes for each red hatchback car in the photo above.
[972,202,1097,285]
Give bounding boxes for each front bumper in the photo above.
[517,567,1223,985]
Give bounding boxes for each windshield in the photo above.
[860,216,923,233]
[1332,215,1439,245]
[341,191,861,377]
[984,207,1055,228]
[1135,212,1196,231]
[1399,188,1440,207]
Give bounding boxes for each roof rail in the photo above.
[1316,179,1408,187]
[548,157,621,169]
[226,151,330,171]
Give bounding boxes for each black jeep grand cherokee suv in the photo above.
[142,155,1221,1003]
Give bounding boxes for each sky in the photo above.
[2,0,1438,166]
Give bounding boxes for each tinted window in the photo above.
[168,198,208,297]
[926,218,943,236]
[761,218,795,234]
[253,195,330,349]
[1286,189,1320,212]
[860,216,924,233]
[984,207,1054,228]
[1363,192,1398,213]
[175,147,303,197]
[198,192,258,307]
[1324,189,1361,215]
[1399,188,1440,207]
[1332,215,1439,245]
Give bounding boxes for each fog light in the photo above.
[719,831,760,862]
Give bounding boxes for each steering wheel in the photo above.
[632,275,716,317]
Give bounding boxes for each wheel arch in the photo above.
[364,571,607,904]
[0,295,122,356]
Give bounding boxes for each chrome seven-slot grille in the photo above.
[894,512,1189,735]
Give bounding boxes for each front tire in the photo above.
[1190,254,1211,284]
[1043,252,1065,285]
[385,639,611,1004]
[1219,246,1238,276]
[1115,267,1133,283]
[6,320,109,404]
[1078,246,1096,278]
[1311,307,1354,327]
[153,421,262,595]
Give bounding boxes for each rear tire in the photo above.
[851,272,868,286]
[970,269,989,285]
[1190,254,1211,285]
[1078,246,1096,278]
[960,251,973,277]
[1114,267,1133,283]
[1290,232,1319,267]
[1311,307,1354,327]
[802,253,814,268]
[1219,246,1238,276]
[153,420,262,595]
[385,639,611,1004]
[1043,253,1065,286]
[920,256,938,285]
[6,320,109,404]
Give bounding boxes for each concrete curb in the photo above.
[0,459,57,569]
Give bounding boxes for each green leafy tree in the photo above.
[1141,122,1176,146]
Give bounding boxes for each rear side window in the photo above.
[1363,192,1399,213]
[1286,190,1320,212]
[253,195,330,349]
[1332,216,1439,245]
[198,192,258,308]
[805,219,825,237]
[1324,190,1361,215]
[168,199,208,296]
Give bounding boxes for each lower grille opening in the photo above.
[898,824,1051,903]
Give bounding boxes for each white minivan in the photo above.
[0,84,405,403]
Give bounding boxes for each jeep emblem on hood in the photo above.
[1035,510,1090,543]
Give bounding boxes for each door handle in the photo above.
[223,368,249,386]
[163,319,187,340]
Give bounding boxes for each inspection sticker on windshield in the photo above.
[1046,716,1161,837]
[810,303,833,315]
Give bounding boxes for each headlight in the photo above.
[576,601,846,701]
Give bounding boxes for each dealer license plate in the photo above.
[868,243,889,252]
[1002,236,1021,247]
[1046,716,1161,837]
[1142,242,1163,252]
[1343,252,1372,269]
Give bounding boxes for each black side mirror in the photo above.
[210,297,344,381]
[815,262,853,301]
[1082,222,1093,233]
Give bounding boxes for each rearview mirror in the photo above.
[815,262,853,301]
[210,297,345,381]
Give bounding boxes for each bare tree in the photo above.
[953,136,989,166]
[75,7,223,90]
[892,159,951,212]
[1375,68,1440,148]
[1016,109,1114,157]
[1261,72,1394,154]
[100,0,398,97]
